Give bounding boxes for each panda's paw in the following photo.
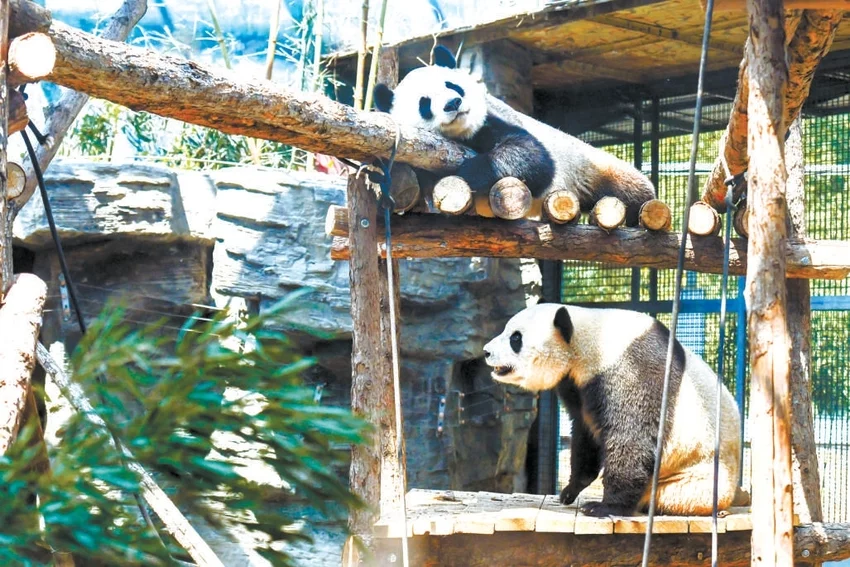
[559,485,580,506]
[580,501,633,517]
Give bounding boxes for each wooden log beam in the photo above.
[0,273,47,453]
[10,0,51,39]
[45,22,474,173]
[371,523,850,566]
[324,211,850,280]
[35,343,225,567]
[746,0,794,566]
[701,10,840,211]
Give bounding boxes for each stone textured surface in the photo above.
[14,160,216,249]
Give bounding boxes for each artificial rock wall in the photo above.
[15,160,540,493]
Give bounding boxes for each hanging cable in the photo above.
[20,131,87,334]
[641,0,717,563]
[711,181,737,567]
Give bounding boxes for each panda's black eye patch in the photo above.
[510,331,522,354]
[419,96,433,120]
[445,81,465,97]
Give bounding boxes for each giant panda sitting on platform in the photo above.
[373,46,656,224]
[483,303,742,516]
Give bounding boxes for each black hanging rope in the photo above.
[641,0,718,563]
[20,131,87,335]
[711,179,737,567]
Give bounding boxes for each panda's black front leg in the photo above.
[559,417,602,506]
[580,432,654,517]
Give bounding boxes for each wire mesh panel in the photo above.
[555,83,850,522]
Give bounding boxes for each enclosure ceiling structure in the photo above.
[327,0,850,145]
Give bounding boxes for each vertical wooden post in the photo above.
[745,0,794,565]
[375,45,407,525]
[0,0,11,300]
[785,117,823,536]
[344,46,406,566]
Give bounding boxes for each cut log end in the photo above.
[734,200,749,238]
[543,189,581,224]
[325,204,349,237]
[489,177,532,220]
[639,199,672,231]
[689,201,722,237]
[7,162,26,200]
[433,176,473,215]
[8,32,57,87]
[388,163,420,213]
[589,196,627,231]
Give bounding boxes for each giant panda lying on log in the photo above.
[373,46,656,223]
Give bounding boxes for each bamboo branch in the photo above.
[0,274,47,454]
[701,10,840,210]
[325,209,850,280]
[10,0,148,219]
[45,21,473,172]
[35,342,225,567]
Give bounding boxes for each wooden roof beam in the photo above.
[591,14,744,55]
[326,210,850,281]
[532,58,645,85]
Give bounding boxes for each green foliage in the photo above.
[0,292,367,565]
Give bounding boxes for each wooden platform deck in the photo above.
[374,487,768,539]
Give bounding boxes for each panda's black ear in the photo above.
[373,83,394,112]
[433,45,457,69]
[554,306,573,344]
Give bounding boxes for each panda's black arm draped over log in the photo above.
[461,117,555,198]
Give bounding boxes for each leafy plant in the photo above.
[0,292,367,566]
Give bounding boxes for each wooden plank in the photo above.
[494,494,545,532]
[613,514,690,534]
[536,494,578,533]
[689,515,727,534]
[726,509,754,532]
[574,495,614,535]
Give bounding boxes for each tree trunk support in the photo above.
[745,0,794,566]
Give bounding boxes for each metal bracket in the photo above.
[58,273,71,321]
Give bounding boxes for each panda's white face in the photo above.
[483,304,575,392]
[374,56,488,141]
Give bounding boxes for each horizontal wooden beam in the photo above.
[326,210,850,280]
[46,22,474,173]
[372,522,850,567]
[591,15,744,55]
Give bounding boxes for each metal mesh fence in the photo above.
[555,84,850,522]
